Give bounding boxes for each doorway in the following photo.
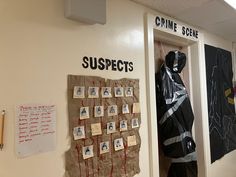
[145,13,209,177]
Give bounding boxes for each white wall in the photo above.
[0,0,152,177]
[204,31,233,50]
[203,31,236,177]
[0,0,235,177]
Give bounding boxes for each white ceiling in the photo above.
[131,0,236,42]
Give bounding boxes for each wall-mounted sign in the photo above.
[82,56,134,72]
[155,16,199,40]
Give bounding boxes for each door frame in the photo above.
[144,13,210,177]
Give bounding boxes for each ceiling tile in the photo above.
[205,18,236,35]
[131,0,211,14]
[176,0,236,26]
[131,0,236,42]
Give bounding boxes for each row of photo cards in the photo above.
[73,118,140,140]
[73,86,133,98]
[82,135,137,159]
[79,103,140,119]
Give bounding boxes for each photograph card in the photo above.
[131,118,139,129]
[82,145,94,159]
[107,122,116,134]
[114,138,124,151]
[94,106,104,117]
[73,126,85,140]
[101,87,112,98]
[122,104,129,114]
[73,86,85,98]
[107,105,118,117]
[125,87,133,97]
[88,87,99,98]
[114,87,124,97]
[120,120,128,131]
[80,107,90,120]
[100,141,110,154]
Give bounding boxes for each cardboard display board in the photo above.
[65,75,141,177]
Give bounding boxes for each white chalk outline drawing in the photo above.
[206,49,236,158]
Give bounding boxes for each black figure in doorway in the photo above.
[156,51,198,177]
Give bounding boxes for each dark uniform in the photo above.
[156,51,198,177]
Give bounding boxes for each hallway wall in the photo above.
[0,0,235,177]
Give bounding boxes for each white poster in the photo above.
[16,104,56,158]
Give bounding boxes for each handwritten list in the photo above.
[16,104,56,157]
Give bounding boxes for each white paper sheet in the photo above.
[15,104,56,158]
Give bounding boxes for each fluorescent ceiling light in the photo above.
[224,0,236,10]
